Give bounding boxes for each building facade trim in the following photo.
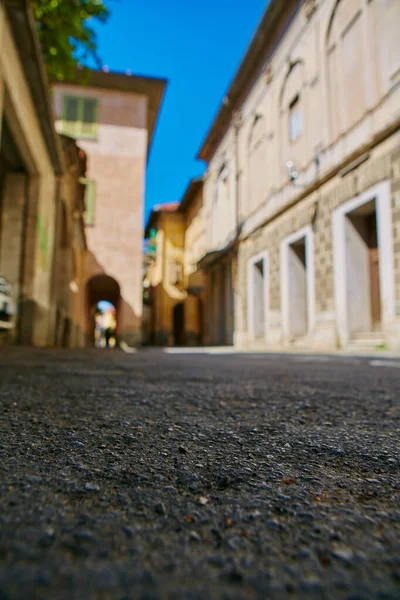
[332,180,394,347]
[280,224,315,343]
[247,250,269,342]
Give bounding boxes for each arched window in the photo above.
[369,0,400,97]
[248,113,266,213]
[280,61,306,173]
[212,163,230,246]
[326,0,366,139]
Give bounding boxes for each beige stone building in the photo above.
[0,0,62,346]
[52,70,166,346]
[198,0,400,351]
[143,179,206,345]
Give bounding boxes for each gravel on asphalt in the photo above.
[0,347,399,599]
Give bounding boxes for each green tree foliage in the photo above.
[33,0,112,81]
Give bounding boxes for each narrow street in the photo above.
[0,348,399,599]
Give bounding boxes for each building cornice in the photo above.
[241,116,400,243]
[197,0,301,164]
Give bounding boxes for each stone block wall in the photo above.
[238,137,400,351]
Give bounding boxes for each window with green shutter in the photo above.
[80,178,96,226]
[62,96,98,139]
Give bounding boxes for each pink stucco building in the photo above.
[52,70,166,346]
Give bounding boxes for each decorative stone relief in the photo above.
[263,62,273,85]
[232,109,243,131]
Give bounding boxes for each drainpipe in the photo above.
[233,111,242,236]
[17,174,30,344]
[231,111,242,345]
[232,111,242,292]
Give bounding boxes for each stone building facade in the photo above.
[144,202,185,346]
[52,71,166,347]
[143,179,206,346]
[0,0,62,346]
[198,0,400,351]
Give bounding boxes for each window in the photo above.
[213,166,230,245]
[289,95,302,142]
[62,96,98,139]
[327,1,367,136]
[80,178,96,226]
[170,261,183,286]
[248,114,267,212]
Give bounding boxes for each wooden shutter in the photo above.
[62,96,98,139]
[63,96,79,137]
[81,98,98,138]
[80,179,96,225]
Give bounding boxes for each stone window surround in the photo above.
[62,95,99,140]
[280,225,316,342]
[212,163,232,248]
[332,180,394,347]
[288,93,302,143]
[247,250,269,342]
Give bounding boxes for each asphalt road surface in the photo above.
[0,347,399,599]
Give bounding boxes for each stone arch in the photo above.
[366,0,400,98]
[325,0,366,138]
[85,273,121,346]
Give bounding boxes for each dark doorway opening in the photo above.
[288,236,308,340]
[345,199,381,336]
[173,302,185,346]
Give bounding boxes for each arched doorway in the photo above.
[86,274,120,347]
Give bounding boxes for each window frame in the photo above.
[288,94,302,143]
[247,250,269,341]
[80,177,97,226]
[62,95,99,140]
[169,261,183,286]
[213,164,230,246]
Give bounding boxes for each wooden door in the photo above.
[367,213,381,328]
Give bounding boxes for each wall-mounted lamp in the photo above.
[286,155,320,188]
[286,160,298,182]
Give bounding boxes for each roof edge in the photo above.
[197,0,300,164]
[144,202,180,238]
[178,177,203,213]
[52,68,168,159]
[5,0,63,175]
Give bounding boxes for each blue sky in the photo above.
[94,0,268,227]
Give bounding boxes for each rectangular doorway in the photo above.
[281,226,315,343]
[333,181,395,348]
[288,237,308,339]
[248,251,268,341]
[345,200,381,336]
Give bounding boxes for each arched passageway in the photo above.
[86,274,120,347]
